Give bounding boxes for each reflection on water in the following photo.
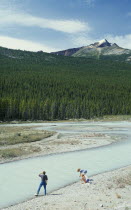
[0,121,131,208]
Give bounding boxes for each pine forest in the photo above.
[0,47,131,121]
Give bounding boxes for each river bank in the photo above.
[4,165,131,210]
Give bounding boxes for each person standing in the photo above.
[35,171,48,196]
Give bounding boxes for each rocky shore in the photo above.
[4,166,131,210]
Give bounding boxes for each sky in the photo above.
[0,0,131,52]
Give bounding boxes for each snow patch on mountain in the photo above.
[98,39,108,45]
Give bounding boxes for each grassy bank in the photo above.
[0,126,54,145]
[91,115,131,121]
[0,126,54,160]
[0,115,131,124]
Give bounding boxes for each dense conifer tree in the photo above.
[0,47,131,121]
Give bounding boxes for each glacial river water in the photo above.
[0,121,131,209]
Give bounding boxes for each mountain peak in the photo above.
[89,39,111,48]
[51,39,131,59]
[96,39,111,47]
[98,39,108,44]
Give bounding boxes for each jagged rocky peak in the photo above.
[90,39,112,48]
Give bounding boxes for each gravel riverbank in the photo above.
[3,166,131,210]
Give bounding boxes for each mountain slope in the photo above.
[52,39,131,62]
[51,47,82,56]
[73,40,131,57]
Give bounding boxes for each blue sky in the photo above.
[0,0,131,52]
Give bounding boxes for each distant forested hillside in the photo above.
[0,47,131,121]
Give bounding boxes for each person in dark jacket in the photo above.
[35,171,48,196]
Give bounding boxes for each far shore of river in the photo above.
[0,118,129,164]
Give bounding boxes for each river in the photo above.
[0,121,131,209]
